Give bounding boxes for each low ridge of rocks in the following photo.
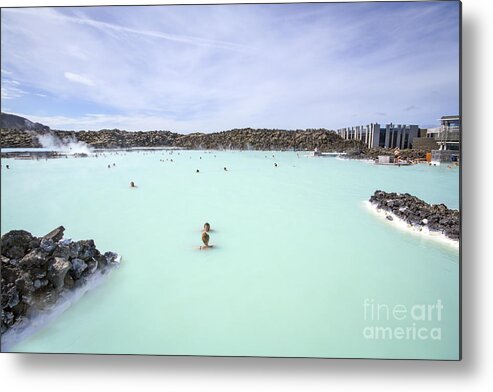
[1,127,364,152]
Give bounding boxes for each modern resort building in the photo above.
[412,115,461,163]
[426,115,461,151]
[337,116,461,164]
[337,123,419,149]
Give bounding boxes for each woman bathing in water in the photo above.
[200,231,213,250]
[129,181,137,188]
[199,222,213,250]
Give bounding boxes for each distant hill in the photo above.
[0,112,50,131]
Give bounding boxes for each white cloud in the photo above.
[1,81,28,100]
[64,72,95,87]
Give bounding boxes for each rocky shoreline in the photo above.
[1,127,365,153]
[345,148,427,161]
[1,226,121,338]
[369,191,460,241]
[1,127,429,160]
[1,113,427,159]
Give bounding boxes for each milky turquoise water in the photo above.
[1,150,459,359]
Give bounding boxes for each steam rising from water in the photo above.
[36,133,93,155]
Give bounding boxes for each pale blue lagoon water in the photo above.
[1,151,459,359]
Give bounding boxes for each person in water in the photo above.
[130,181,137,188]
[203,222,211,232]
[200,230,213,250]
[224,167,227,171]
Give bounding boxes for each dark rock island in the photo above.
[369,191,460,241]
[1,226,121,337]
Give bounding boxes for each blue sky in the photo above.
[1,2,460,132]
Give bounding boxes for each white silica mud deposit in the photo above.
[1,150,459,359]
[364,202,459,249]
[365,190,460,249]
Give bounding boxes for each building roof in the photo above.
[440,115,460,120]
